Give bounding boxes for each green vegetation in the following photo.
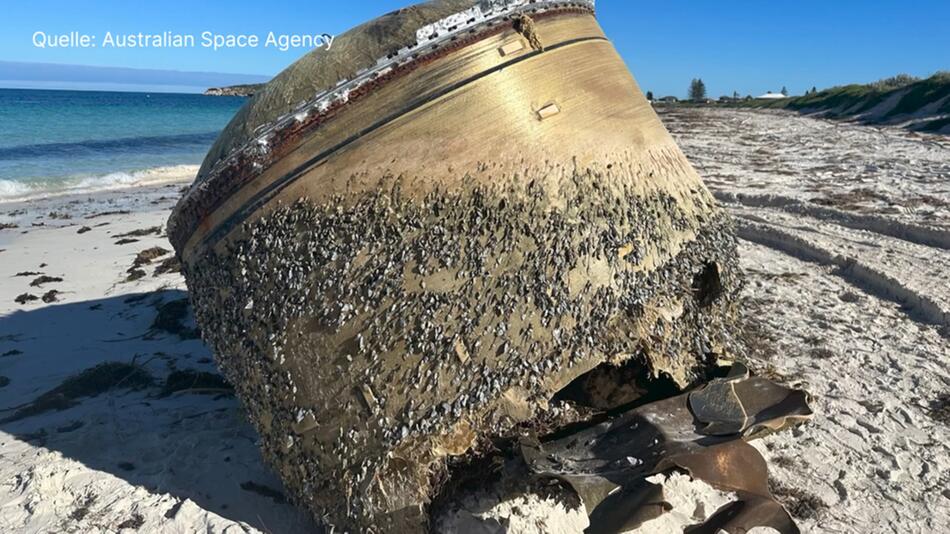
[735,72,950,133]
[887,71,950,116]
[689,78,707,101]
[204,83,265,96]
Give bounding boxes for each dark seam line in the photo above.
[200,35,610,249]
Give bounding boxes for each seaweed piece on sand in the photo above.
[116,226,162,238]
[161,369,232,396]
[1,362,154,423]
[125,268,147,282]
[29,275,63,287]
[153,255,182,276]
[150,298,200,340]
[132,246,170,268]
[14,293,38,304]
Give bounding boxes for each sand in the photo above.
[0,107,947,532]
[660,106,950,532]
[0,184,316,533]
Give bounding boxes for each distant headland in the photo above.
[204,83,264,97]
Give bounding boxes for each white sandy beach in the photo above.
[0,108,948,533]
[0,180,317,533]
[662,107,950,533]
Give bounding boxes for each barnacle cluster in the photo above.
[183,161,741,530]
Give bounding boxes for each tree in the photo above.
[781,86,789,96]
[646,90,654,101]
[689,78,707,101]
[810,86,817,94]
[733,90,739,100]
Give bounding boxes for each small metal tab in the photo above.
[537,102,561,120]
[499,40,525,57]
[453,338,470,363]
[360,383,379,413]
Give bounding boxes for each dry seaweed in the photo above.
[736,305,778,363]
[768,479,827,520]
[1,362,154,423]
[929,393,950,425]
[240,481,287,504]
[131,246,170,268]
[14,293,38,304]
[41,290,61,303]
[85,210,130,219]
[153,255,182,276]
[116,513,145,530]
[771,454,797,469]
[116,226,162,238]
[150,299,200,339]
[161,369,232,396]
[114,238,139,245]
[125,269,147,282]
[77,226,92,234]
[69,494,98,521]
[29,275,62,287]
[811,188,891,211]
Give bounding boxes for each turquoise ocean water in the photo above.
[0,88,245,200]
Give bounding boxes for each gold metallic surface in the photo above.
[173,8,739,532]
[181,13,712,260]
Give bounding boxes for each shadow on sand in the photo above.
[0,290,318,532]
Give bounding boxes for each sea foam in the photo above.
[0,164,197,203]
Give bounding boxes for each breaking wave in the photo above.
[0,164,197,202]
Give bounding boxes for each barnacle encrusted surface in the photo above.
[183,163,741,530]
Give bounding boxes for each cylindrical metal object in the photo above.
[169,1,741,530]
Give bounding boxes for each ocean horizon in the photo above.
[0,87,245,201]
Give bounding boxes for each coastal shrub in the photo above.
[744,72,950,123]
[885,73,950,118]
[869,73,919,91]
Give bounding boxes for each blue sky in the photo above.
[1,0,947,96]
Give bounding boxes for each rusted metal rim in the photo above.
[168,2,596,254]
